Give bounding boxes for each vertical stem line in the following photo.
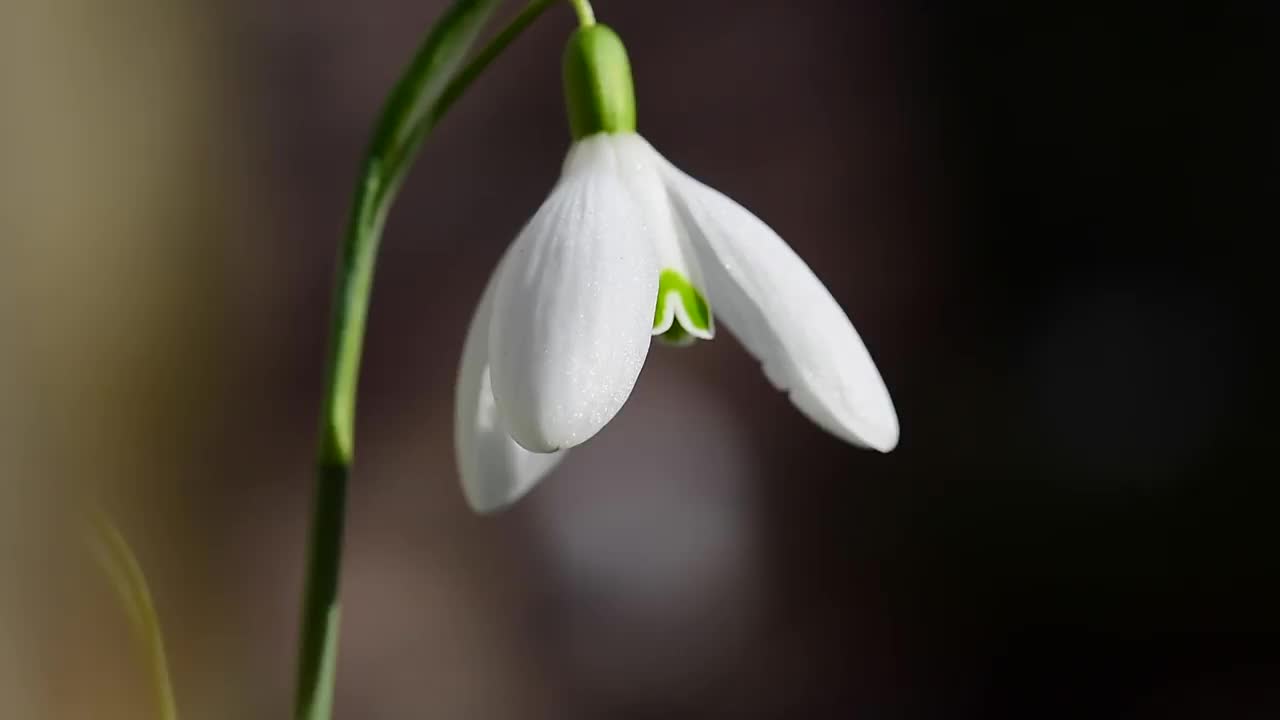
[293,2,556,719]
[295,164,384,720]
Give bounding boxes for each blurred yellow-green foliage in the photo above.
[3,0,236,716]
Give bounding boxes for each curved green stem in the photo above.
[384,0,561,196]
[567,0,595,27]
[294,2,556,719]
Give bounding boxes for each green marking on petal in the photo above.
[653,269,713,346]
[659,322,693,346]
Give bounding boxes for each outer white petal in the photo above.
[455,255,565,513]
[489,137,659,452]
[656,154,899,451]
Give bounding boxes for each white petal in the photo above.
[455,257,565,513]
[657,155,899,451]
[489,138,659,452]
[612,135,715,341]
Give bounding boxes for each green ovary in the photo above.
[653,269,713,346]
[562,24,636,140]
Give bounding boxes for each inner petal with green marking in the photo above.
[652,269,714,346]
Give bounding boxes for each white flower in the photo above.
[455,131,899,513]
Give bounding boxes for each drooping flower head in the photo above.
[456,22,898,512]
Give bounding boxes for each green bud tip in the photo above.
[562,24,636,140]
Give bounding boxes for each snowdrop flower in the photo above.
[456,23,898,512]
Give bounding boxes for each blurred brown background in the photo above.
[1,0,1275,718]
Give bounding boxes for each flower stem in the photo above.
[567,0,595,27]
[294,2,555,719]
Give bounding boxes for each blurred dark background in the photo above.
[1,0,1275,718]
